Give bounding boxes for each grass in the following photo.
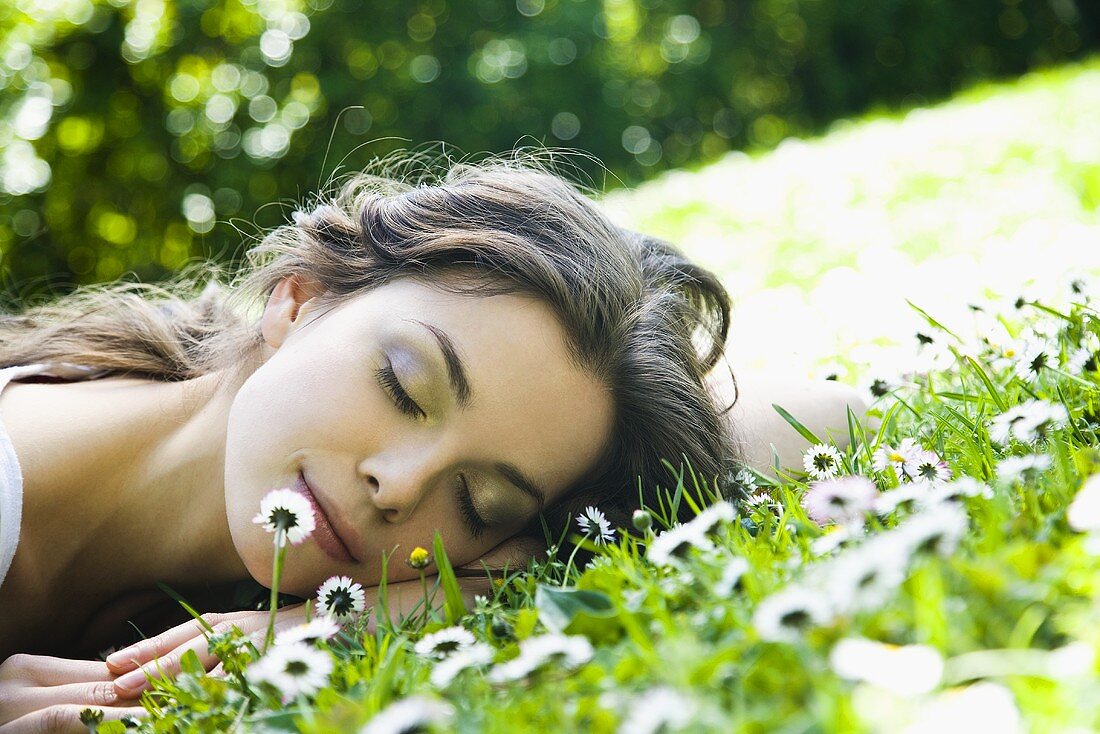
[599,53,1100,383]
[85,59,1100,733]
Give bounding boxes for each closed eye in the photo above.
[375,361,426,419]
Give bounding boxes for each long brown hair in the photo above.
[0,147,748,577]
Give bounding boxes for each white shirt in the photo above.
[0,363,110,592]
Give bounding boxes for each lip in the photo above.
[293,470,360,564]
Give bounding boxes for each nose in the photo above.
[359,452,438,523]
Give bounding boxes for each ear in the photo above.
[260,274,326,349]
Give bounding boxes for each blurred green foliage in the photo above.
[0,0,1097,300]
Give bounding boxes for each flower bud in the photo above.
[406,546,432,570]
[491,618,515,641]
[80,708,105,726]
[632,509,652,532]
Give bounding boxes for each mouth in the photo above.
[293,470,361,564]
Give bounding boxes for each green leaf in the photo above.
[771,403,822,445]
[962,355,1007,412]
[1074,447,1100,478]
[179,648,204,676]
[535,584,616,634]
[432,531,467,625]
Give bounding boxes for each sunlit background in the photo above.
[1,0,1098,390]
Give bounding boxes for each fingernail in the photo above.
[106,648,134,667]
[115,668,148,692]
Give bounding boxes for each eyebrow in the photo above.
[408,318,472,408]
[496,462,547,511]
[406,317,548,511]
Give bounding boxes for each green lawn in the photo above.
[602,54,1100,389]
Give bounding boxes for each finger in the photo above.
[105,613,250,674]
[111,636,220,700]
[0,704,146,734]
[110,606,307,696]
[0,655,112,687]
[5,680,134,719]
[110,615,263,700]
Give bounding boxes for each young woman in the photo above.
[0,153,868,731]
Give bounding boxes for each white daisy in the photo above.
[871,437,921,474]
[714,555,750,597]
[616,686,697,734]
[429,641,495,688]
[995,453,1052,483]
[988,404,1030,446]
[753,585,834,643]
[1064,346,1093,375]
[810,523,860,556]
[872,484,927,516]
[901,682,1022,734]
[991,400,1069,445]
[245,640,333,703]
[273,617,342,647]
[803,443,844,480]
[902,449,953,487]
[646,522,714,567]
[824,540,909,614]
[924,476,994,506]
[735,467,759,492]
[801,476,879,526]
[486,633,594,683]
[989,336,1030,374]
[316,575,367,623]
[894,503,969,558]
[1013,338,1058,382]
[865,376,896,400]
[685,500,737,535]
[1067,474,1100,532]
[1012,399,1070,442]
[1064,331,1100,373]
[745,490,772,507]
[361,695,455,734]
[575,505,616,545]
[413,626,476,659]
[252,488,316,545]
[829,637,943,696]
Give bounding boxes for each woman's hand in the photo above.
[103,534,539,701]
[105,570,505,700]
[106,606,309,699]
[0,653,147,733]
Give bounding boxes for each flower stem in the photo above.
[419,571,430,628]
[560,538,585,588]
[264,527,287,652]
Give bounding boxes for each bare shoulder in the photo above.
[706,363,874,481]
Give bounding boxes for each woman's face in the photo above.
[224,275,615,595]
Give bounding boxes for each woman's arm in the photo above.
[708,363,876,481]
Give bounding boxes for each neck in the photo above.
[6,364,255,606]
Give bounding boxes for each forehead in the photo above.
[338,278,615,501]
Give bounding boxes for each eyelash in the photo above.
[375,360,489,538]
[457,474,488,539]
[375,361,426,419]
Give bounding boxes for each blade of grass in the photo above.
[156,583,215,634]
[962,355,1007,412]
[906,299,964,342]
[772,403,823,445]
[846,404,874,469]
[432,531,467,625]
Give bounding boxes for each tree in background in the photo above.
[1,0,1096,298]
